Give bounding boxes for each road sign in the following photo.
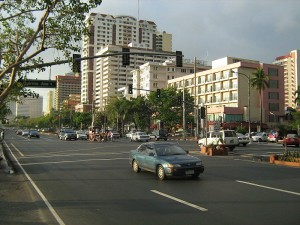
[24,79,56,88]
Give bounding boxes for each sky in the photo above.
[29,0,300,110]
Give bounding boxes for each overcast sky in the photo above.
[30,0,300,109]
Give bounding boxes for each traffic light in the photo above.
[72,54,81,73]
[156,89,161,98]
[122,48,130,66]
[176,51,183,67]
[128,84,133,94]
[200,106,206,119]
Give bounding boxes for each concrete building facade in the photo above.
[131,59,210,97]
[8,96,43,120]
[55,74,81,111]
[80,13,172,107]
[94,45,176,110]
[168,57,284,130]
[273,50,300,109]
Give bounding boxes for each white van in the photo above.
[198,130,239,151]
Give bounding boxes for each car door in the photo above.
[135,144,147,168]
[144,144,156,172]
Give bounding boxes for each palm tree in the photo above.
[250,68,269,130]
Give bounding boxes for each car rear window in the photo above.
[224,131,236,137]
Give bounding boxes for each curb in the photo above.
[0,141,15,174]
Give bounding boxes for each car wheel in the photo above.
[296,144,299,147]
[132,160,140,173]
[157,165,166,180]
[229,147,234,151]
[65,137,68,141]
[164,138,167,141]
[243,143,247,146]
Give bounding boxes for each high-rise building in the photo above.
[273,50,300,109]
[45,90,54,115]
[80,13,172,107]
[94,45,176,110]
[55,74,81,111]
[8,96,43,120]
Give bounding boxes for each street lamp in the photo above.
[232,70,251,142]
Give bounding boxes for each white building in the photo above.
[273,50,300,109]
[94,45,176,110]
[8,96,43,120]
[80,13,172,108]
[131,59,210,97]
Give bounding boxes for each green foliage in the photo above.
[250,68,269,128]
[236,126,247,134]
[278,150,300,162]
[0,0,102,104]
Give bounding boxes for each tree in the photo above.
[147,87,194,132]
[0,0,102,105]
[250,67,269,130]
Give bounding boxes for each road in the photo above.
[2,130,300,225]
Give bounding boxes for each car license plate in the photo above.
[185,170,194,175]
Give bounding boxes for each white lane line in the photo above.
[23,151,128,159]
[11,143,24,157]
[151,190,208,212]
[236,180,300,196]
[21,157,128,166]
[3,141,66,225]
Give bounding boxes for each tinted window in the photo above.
[224,131,236,137]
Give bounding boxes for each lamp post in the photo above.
[232,71,251,142]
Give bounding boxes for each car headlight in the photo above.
[165,163,181,168]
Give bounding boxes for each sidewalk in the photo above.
[0,142,57,225]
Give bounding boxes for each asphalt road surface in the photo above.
[2,130,300,225]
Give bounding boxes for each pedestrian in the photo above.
[108,131,113,142]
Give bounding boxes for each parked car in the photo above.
[149,129,168,141]
[283,134,300,147]
[126,130,137,139]
[131,132,150,142]
[76,130,88,140]
[129,142,204,180]
[28,130,40,138]
[236,133,250,146]
[198,130,239,151]
[59,128,77,141]
[267,133,277,142]
[22,130,29,136]
[16,129,23,135]
[111,131,120,139]
[251,132,268,142]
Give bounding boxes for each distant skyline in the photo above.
[28,0,300,110]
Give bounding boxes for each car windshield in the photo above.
[224,131,236,137]
[154,144,186,156]
[287,134,297,138]
[64,129,75,133]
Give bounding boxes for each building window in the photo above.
[269,103,279,111]
[269,80,279,88]
[268,92,279,99]
[268,68,278,76]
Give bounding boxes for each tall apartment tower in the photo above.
[8,96,43,119]
[55,74,81,111]
[273,50,300,109]
[81,13,172,107]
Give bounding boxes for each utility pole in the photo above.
[194,57,198,138]
[183,80,186,140]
